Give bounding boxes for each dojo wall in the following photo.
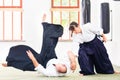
[0,0,51,62]
[0,0,120,66]
[91,0,120,66]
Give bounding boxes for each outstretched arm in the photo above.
[26,50,55,76]
[26,50,39,68]
[67,50,77,71]
[26,50,61,76]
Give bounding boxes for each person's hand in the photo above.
[102,34,107,42]
[26,50,35,60]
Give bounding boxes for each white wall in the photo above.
[0,0,120,66]
[91,0,120,66]
[0,0,51,62]
[109,1,120,66]
[22,0,51,51]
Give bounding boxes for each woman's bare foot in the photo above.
[67,51,76,71]
[2,63,7,67]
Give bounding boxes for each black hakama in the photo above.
[78,36,114,75]
[6,22,63,71]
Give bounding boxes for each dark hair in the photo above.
[69,21,78,36]
[69,21,78,31]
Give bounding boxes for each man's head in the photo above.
[54,63,67,73]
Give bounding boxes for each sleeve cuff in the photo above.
[100,29,103,35]
[34,64,43,71]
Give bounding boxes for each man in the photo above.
[26,50,76,76]
[2,14,76,76]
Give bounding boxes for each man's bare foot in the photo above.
[67,51,76,71]
[42,13,46,22]
[79,73,84,76]
[114,71,120,74]
[2,63,7,67]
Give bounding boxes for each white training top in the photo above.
[71,23,103,56]
[34,58,71,77]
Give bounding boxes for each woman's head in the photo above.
[69,21,81,35]
[69,21,78,31]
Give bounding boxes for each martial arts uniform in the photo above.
[35,58,70,76]
[6,22,71,76]
[72,23,114,75]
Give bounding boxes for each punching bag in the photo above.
[82,0,91,24]
[101,3,110,34]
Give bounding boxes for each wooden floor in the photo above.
[0,64,120,80]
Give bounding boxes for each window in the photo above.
[51,0,80,41]
[0,0,23,41]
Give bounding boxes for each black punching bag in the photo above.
[82,0,91,24]
[101,3,110,34]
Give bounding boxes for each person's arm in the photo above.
[87,23,103,36]
[71,34,80,56]
[26,50,59,76]
[87,23,107,42]
[26,50,39,67]
[67,50,77,71]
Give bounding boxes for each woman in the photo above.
[69,21,119,75]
